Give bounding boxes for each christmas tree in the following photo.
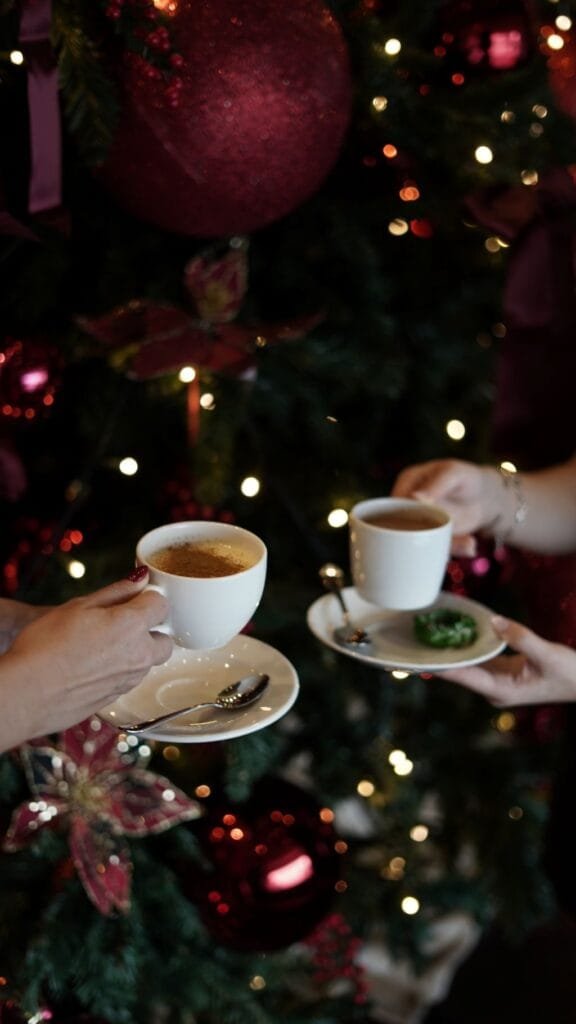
[1,1,576,1021]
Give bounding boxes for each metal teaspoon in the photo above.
[319,563,372,648]
[119,673,270,733]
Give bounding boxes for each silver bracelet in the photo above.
[493,464,528,549]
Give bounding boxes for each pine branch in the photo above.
[51,0,119,166]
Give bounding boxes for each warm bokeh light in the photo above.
[546,33,564,50]
[446,419,466,440]
[178,366,197,383]
[500,460,517,473]
[67,560,86,579]
[474,145,493,164]
[119,457,138,476]
[410,824,429,842]
[240,476,260,497]
[200,392,215,409]
[388,218,409,236]
[372,96,388,111]
[327,507,348,528]
[401,895,420,915]
[384,38,401,55]
[357,779,375,797]
[9,50,24,65]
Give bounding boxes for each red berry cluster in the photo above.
[102,0,185,108]
[304,912,369,1006]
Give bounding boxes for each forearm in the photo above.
[0,599,49,654]
[482,456,576,554]
[0,651,43,753]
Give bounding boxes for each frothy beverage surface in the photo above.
[149,540,253,578]
[362,508,445,531]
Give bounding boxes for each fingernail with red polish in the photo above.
[126,565,148,583]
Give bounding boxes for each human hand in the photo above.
[0,571,173,747]
[391,458,501,557]
[436,616,576,706]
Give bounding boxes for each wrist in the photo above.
[483,463,528,548]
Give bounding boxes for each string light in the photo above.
[119,457,138,476]
[200,392,215,409]
[9,50,24,65]
[384,38,401,56]
[555,15,572,31]
[178,365,196,383]
[357,779,375,797]
[372,96,388,111]
[546,32,564,50]
[327,507,348,528]
[388,218,409,236]
[474,145,493,164]
[67,560,86,579]
[394,758,413,776]
[501,110,516,123]
[391,670,409,680]
[410,824,429,842]
[500,459,517,473]
[249,976,267,991]
[446,419,466,441]
[401,895,420,915]
[240,475,260,497]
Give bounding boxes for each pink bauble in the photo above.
[100,0,352,237]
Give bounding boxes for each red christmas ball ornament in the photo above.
[548,35,576,121]
[182,778,345,951]
[100,0,352,238]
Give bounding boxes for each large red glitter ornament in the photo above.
[182,777,345,951]
[100,0,352,238]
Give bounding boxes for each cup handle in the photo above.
[144,583,173,637]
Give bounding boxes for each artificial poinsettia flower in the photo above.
[76,241,324,380]
[2,717,201,915]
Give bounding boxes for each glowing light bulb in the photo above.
[384,38,401,55]
[68,560,86,579]
[521,168,539,185]
[388,218,409,236]
[391,670,409,680]
[119,457,138,476]
[357,779,375,797]
[327,507,348,528]
[474,145,493,164]
[500,460,517,473]
[372,96,388,111]
[388,749,407,766]
[9,50,24,65]
[178,366,196,383]
[410,824,429,842]
[401,895,420,915]
[240,476,260,497]
[547,33,564,50]
[200,392,215,409]
[446,419,466,441]
[555,15,571,31]
[394,758,414,776]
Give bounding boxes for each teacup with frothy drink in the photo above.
[349,497,452,610]
[136,521,267,649]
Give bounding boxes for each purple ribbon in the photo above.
[19,0,61,213]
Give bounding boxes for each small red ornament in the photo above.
[438,0,534,76]
[100,0,352,237]
[182,778,345,951]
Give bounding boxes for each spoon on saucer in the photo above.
[119,673,270,734]
[319,564,372,648]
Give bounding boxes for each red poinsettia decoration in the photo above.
[76,242,323,380]
[2,717,201,915]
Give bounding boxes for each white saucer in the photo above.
[99,635,299,743]
[306,588,506,672]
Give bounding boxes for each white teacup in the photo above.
[349,497,452,610]
[136,521,267,649]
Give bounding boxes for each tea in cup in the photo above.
[349,497,452,610]
[136,521,267,649]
